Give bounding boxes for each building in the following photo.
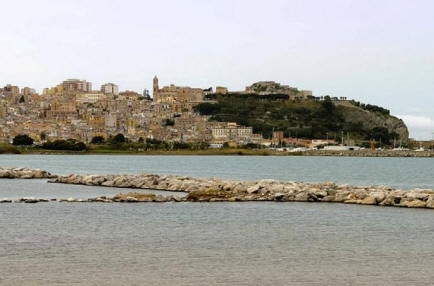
[21,87,37,96]
[43,84,63,96]
[3,84,20,97]
[118,90,141,100]
[76,93,107,104]
[45,102,77,120]
[215,86,228,94]
[153,76,204,103]
[211,122,253,144]
[101,83,119,96]
[62,79,92,93]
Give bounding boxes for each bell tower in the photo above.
[153,76,159,101]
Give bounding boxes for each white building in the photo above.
[101,83,119,96]
[211,122,253,143]
[76,93,107,104]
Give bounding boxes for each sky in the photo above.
[1,0,433,139]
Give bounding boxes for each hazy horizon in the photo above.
[1,0,433,139]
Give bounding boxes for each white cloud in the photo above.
[399,115,434,140]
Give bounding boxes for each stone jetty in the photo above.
[0,167,55,179]
[2,166,433,208]
[47,173,434,209]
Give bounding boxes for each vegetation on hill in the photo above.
[194,93,406,145]
[0,143,20,154]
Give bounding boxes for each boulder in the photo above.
[369,191,386,203]
[360,196,377,205]
[273,193,287,201]
[402,199,426,208]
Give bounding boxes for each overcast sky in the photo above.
[1,0,433,139]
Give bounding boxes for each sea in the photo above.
[1,155,434,285]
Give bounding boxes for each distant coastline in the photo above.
[2,144,433,157]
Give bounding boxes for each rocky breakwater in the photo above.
[0,167,55,179]
[49,173,434,209]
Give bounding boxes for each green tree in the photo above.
[12,134,34,146]
[40,132,47,141]
[369,127,391,144]
[91,136,105,144]
[42,139,87,151]
[165,119,175,126]
[111,133,126,144]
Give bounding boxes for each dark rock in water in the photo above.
[16,197,49,203]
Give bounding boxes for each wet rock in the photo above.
[16,197,49,203]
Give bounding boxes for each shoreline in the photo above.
[4,148,434,157]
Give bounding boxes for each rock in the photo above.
[369,191,386,203]
[125,196,139,202]
[320,196,335,202]
[360,196,377,205]
[311,189,328,198]
[273,193,287,201]
[59,198,77,202]
[406,190,430,201]
[402,199,426,208]
[247,185,260,194]
[294,192,308,201]
[426,197,434,209]
[0,167,54,179]
[18,197,48,203]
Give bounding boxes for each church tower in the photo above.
[153,76,159,101]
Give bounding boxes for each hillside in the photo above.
[194,93,408,145]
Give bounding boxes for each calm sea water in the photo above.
[1,154,433,188]
[1,155,434,285]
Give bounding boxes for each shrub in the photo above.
[12,134,34,146]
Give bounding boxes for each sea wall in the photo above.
[303,150,434,157]
[48,173,434,209]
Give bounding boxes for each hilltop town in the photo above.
[0,78,310,145]
[0,77,409,149]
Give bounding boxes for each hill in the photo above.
[194,93,408,145]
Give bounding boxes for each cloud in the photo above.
[399,115,434,140]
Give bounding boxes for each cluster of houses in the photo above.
[0,77,338,147]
